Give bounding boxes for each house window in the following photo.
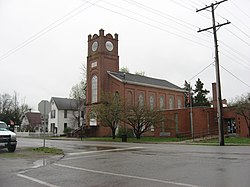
[51,110,56,118]
[150,95,154,110]
[91,75,98,103]
[138,93,144,107]
[64,123,67,130]
[160,96,165,109]
[64,110,67,118]
[169,96,174,109]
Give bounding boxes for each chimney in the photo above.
[212,83,217,108]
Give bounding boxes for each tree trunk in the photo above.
[112,128,116,139]
[135,134,141,139]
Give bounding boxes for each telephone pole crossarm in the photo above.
[198,21,231,33]
[196,0,228,12]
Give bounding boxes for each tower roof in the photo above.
[108,71,185,92]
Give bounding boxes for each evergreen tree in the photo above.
[193,78,210,107]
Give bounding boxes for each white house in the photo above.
[48,97,84,135]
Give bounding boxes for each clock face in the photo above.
[105,41,113,51]
[92,41,98,52]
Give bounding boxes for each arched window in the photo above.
[169,96,174,109]
[150,95,155,110]
[177,97,182,109]
[160,96,165,109]
[138,93,144,106]
[91,75,97,103]
[127,91,133,106]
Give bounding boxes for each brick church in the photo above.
[85,29,185,137]
[84,29,249,138]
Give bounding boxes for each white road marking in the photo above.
[66,146,143,156]
[16,173,60,187]
[63,153,109,160]
[54,163,203,187]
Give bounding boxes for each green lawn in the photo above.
[196,136,250,145]
[82,136,182,143]
[82,136,250,145]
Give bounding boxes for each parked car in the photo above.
[0,121,17,152]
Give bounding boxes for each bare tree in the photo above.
[232,93,250,137]
[0,92,29,124]
[69,63,86,128]
[92,93,122,139]
[122,103,164,139]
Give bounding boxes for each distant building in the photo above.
[48,97,84,135]
[21,111,42,132]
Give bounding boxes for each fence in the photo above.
[16,132,54,137]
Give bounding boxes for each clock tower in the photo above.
[86,29,119,109]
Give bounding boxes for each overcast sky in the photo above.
[0,0,249,110]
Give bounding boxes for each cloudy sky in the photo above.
[0,0,249,110]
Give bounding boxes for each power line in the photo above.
[0,0,100,62]
[220,49,250,70]
[230,0,250,20]
[102,0,211,44]
[221,6,250,31]
[84,0,211,49]
[121,0,199,30]
[225,28,250,47]
[188,62,214,82]
[231,23,250,39]
[220,41,250,68]
[219,64,250,88]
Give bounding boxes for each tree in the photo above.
[120,67,130,73]
[193,78,210,107]
[232,93,250,137]
[69,64,86,128]
[122,103,164,139]
[0,92,29,125]
[92,93,122,139]
[135,71,146,76]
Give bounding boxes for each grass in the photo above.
[83,136,182,143]
[31,147,64,155]
[0,147,64,158]
[196,136,250,145]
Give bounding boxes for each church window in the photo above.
[150,95,155,110]
[177,97,182,109]
[160,96,165,109]
[169,96,174,109]
[91,75,97,103]
[138,93,144,106]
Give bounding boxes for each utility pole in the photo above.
[196,0,230,146]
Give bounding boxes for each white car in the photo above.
[0,121,17,152]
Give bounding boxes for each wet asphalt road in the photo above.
[1,137,250,187]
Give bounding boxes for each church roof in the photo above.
[51,97,80,110]
[108,71,185,92]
